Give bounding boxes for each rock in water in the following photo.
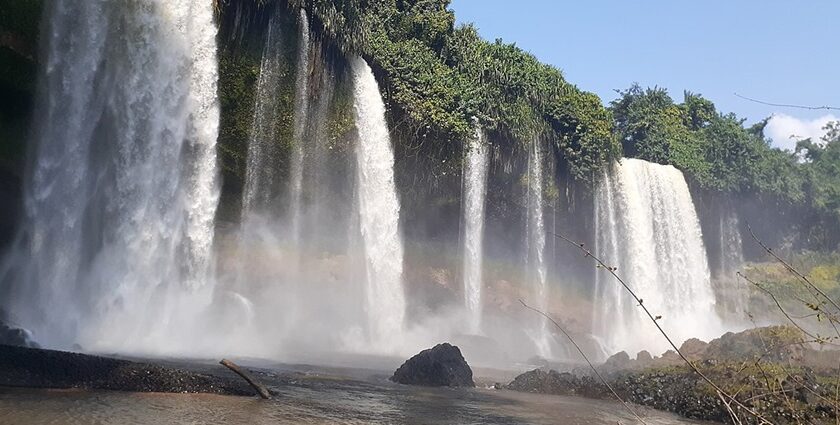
[0,324,37,348]
[602,350,631,371]
[0,311,39,348]
[391,343,475,387]
[507,369,577,395]
[506,369,609,398]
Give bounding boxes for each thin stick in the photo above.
[747,224,840,315]
[745,228,840,424]
[718,390,744,425]
[734,93,840,111]
[519,299,648,425]
[737,271,831,344]
[551,231,773,424]
[220,358,271,399]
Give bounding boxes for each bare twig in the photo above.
[745,227,840,423]
[835,367,839,425]
[718,390,744,425]
[738,271,831,344]
[551,231,773,424]
[747,224,840,315]
[734,93,840,111]
[518,299,648,425]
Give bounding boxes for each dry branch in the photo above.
[519,299,648,425]
[550,231,773,424]
[747,224,840,316]
[737,271,833,345]
[745,225,840,424]
[220,358,271,399]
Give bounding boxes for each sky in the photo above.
[449,0,839,150]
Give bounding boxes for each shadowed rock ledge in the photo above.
[0,344,254,396]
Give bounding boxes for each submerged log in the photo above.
[219,358,271,399]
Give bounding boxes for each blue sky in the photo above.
[449,0,839,149]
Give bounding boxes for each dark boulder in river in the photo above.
[391,343,475,387]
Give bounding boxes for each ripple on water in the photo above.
[0,383,710,425]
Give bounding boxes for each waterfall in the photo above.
[594,158,722,355]
[718,208,745,279]
[462,129,489,334]
[287,9,312,246]
[231,9,351,356]
[526,139,551,358]
[242,12,286,215]
[350,57,406,346]
[1,0,220,350]
[298,59,341,254]
[714,207,748,318]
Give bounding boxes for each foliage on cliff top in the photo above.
[612,85,803,197]
[612,84,840,249]
[273,0,619,181]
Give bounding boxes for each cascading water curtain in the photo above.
[1,0,220,353]
[526,138,552,358]
[462,128,489,334]
[287,9,312,249]
[594,159,725,355]
[350,56,406,350]
[242,11,286,217]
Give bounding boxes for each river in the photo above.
[0,359,709,424]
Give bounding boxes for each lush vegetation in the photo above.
[1,0,837,250]
[279,0,619,182]
[612,85,798,196]
[244,1,837,250]
[744,251,840,323]
[611,84,839,249]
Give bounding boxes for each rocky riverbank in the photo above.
[0,344,254,396]
[504,326,840,424]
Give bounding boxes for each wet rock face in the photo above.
[0,324,37,348]
[705,326,804,362]
[602,351,631,371]
[613,371,725,422]
[506,369,609,398]
[678,338,708,360]
[0,311,39,348]
[391,343,475,387]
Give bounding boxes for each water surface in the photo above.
[0,361,711,425]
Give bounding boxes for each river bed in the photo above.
[0,359,710,424]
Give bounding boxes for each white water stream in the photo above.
[350,57,406,348]
[462,129,489,334]
[3,0,220,352]
[594,158,724,355]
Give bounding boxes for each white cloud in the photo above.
[764,113,838,151]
